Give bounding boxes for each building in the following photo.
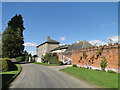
[51,40,93,64]
[36,36,60,62]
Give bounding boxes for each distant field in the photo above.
[60,67,118,88]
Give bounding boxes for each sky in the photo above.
[2,2,118,55]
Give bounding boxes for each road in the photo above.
[9,63,95,88]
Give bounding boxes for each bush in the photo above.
[49,56,59,64]
[107,70,116,73]
[0,58,13,72]
[44,53,52,63]
[100,56,107,72]
[16,56,24,62]
[72,64,77,67]
[25,56,29,62]
[58,61,63,65]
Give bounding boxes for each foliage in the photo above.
[2,14,25,58]
[0,58,16,72]
[58,61,63,65]
[95,69,101,71]
[107,70,116,73]
[90,55,94,59]
[22,50,29,56]
[25,56,29,62]
[72,64,77,67]
[78,60,80,62]
[49,56,59,64]
[82,52,87,59]
[100,56,107,71]
[80,56,82,60]
[43,53,62,65]
[44,53,52,63]
[96,49,102,55]
[33,55,38,57]
[2,64,21,89]
[16,56,24,62]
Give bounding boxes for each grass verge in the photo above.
[60,67,118,88]
[34,62,60,66]
[1,64,22,89]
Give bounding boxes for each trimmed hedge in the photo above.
[0,58,13,72]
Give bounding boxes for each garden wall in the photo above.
[72,43,119,72]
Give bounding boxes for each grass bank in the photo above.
[34,62,60,66]
[1,64,22,89]
[60,67,118,88]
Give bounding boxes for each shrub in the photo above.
[72,64,77,67]
[16,56,24,62]
[107,70,116,73]
[44,53,52,63]
[49,56,59,64]
[0,58,13,72]
[100,56,107,72]
[25,56,29,62]
[58,61,63,65]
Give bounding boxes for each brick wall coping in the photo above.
[72,43,119,53]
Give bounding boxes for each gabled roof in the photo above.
[63,40,93,54]
[37,39,60,48]
[50,45,69,52]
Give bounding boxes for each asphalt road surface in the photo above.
[9,63,95,88]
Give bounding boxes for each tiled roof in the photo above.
[37,39,60,48]
[50,45,69,52]
[63,41,93,54]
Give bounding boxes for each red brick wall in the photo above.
[57,53,62,61]
[72,43,119,72]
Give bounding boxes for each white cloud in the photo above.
[89,35,119,47]
[27,50,36,56]
[23,42,37,47]
[89,40,107,46]
[107,35,120,43]
[60,37,66,41]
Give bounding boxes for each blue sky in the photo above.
[2,2,118,55]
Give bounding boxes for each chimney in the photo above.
[47,36,50,41]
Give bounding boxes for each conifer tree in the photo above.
[2,14,25,58]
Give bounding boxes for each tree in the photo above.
[22,50,29,56]
[2,14,25,58]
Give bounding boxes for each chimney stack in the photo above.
[47,36,50,41]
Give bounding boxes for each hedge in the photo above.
[0,58,14,72]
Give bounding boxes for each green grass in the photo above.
[34,62,60,66]
[1,64,22,89]
[60,67,118,88]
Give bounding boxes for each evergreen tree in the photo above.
[2,14,25,58]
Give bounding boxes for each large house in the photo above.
[36,36,60,62]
